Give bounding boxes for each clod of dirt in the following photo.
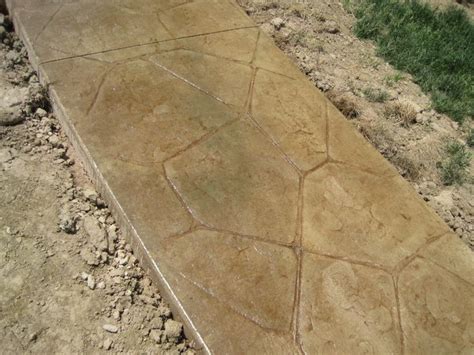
[270,17,285,30]
[164,319,184,343]
[83,215,108,252]
[58,212,78,234]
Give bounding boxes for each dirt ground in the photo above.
[238,0,474,249]
[0,15,196,354]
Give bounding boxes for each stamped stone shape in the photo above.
[151,49,253,108]
[253,32,305,79]
[99,160,193,244]
[169,27,259,63]
[161,263,300,354]
[158,0,254,38]
[299,254,400,354]
[11,0,254,63]
[159,229,297,330]
[251,69,327,171]
[165,120,299,244]
[42,54,240,165]
[303,163,450,268]
[13,0,172,62]
[399,258,474,353]
[420,233,474,285]
[327,103,398,176]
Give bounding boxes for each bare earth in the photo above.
[0,18,196,354]
[237,0,473,248]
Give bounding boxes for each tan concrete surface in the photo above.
[7,0,474,353]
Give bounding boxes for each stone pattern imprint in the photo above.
[8,0,474,353]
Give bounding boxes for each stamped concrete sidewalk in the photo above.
[7,0,474,353]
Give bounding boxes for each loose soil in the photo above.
[238,0,474,249]
[0,14,196,354]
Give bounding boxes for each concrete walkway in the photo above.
[7,0,474,353]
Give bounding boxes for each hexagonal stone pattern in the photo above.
[420,233,474,285]
[42,52,241,165]
[303,163,450,269]
[165,120,300,244]
[158,230,297,331]
[300,254,401,354]
[399,258,474,353]
[8,0,473,352]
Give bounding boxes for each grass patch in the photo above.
[439,141,472,185]
[327,91,360,119]
[384,101,417,126]
[353,0,474,123]
[467,128,474,147]
[362,87,390,102]
[384,72,405,87]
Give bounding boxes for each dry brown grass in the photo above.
[384,101,417,127]
[326,91,361,119]
[359,122,421,180]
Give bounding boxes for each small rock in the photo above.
[80,247,99,266]
[0,26,6,40]
[103,324,119,333]
[87,275,96,290]
[47,134,60,147]
[103,338,113,350]
[150,329,162,344]
[83,187,98,204]
[0,148,13,163]
[112,309,121,321]
[29,332,38,343]
[97,281,106,289]
[35,108,47,118]
[157,305,171,318]
[150,317,163,330]
[164,319,183,342]
[270,17,284,30]
[0,107,24,126]
[58,212,78,234]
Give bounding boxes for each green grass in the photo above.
[353,0,474,123]
[384,72,405,87]
[362,87,390,102]
[440,141,472,185]
[467,128,474,147]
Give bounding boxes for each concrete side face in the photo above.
[7,0,474,353]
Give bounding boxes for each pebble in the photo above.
[270,17,284,30]
[103,324,119,333]
[150,329,162,344]
[36,108,47,118]
[103,338,113,350]
[58,212,78,234]
[87,275,96,290]
[0,107,24,126]
[164,319,183,342]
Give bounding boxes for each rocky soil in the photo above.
[238,0,474,249]
[0,13,196,354]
